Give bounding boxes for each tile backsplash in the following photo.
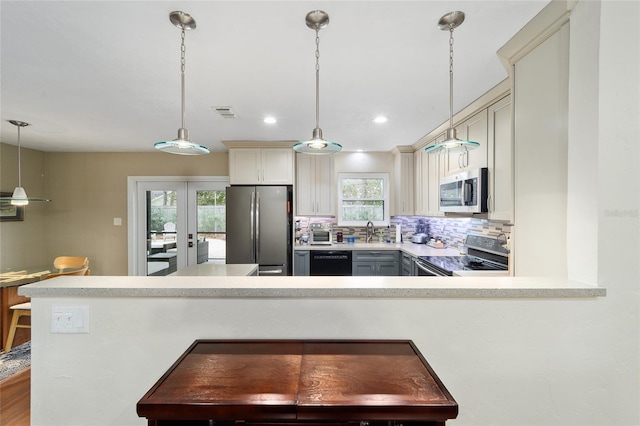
[294,215,511,250]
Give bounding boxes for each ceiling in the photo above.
[0,1,549,154]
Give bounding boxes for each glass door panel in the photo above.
[147,190,179,276]
[188,184,227,265]
[135,181,186,277]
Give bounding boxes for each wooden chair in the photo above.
[53,256,89,273]
[3,264,89,352]
[3,302,31,353]
[163,222,176,241]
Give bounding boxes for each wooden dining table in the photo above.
[0,267,51,349]
[137,339,458,426]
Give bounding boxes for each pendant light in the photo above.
[154,11,210,155]
[293,10,342,155]
[424,11,479,155]
[0,120,51,206]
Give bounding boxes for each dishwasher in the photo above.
[310,251,352,276]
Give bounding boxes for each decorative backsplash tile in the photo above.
[294,215,511,250]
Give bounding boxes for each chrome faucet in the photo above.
[366,221,374,243]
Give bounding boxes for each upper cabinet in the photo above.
[487,95,512,222]
[228,148,294,185]
[393,148,414,216]
[445,109,488,176]
[296,154,334,216]
[412,79,511,219]
[414,135,445,217]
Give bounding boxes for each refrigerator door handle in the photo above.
[256,191,260,261]
[250,191,256,262]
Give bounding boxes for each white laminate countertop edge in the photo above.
[19,276,606,299]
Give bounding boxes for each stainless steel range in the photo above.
[415,234,509,276]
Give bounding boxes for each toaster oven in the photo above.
[309,223,332,245]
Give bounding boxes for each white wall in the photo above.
[31,295,614,426]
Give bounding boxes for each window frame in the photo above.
[337,172,390,227]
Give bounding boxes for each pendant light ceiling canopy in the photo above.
[425,11,479,155]
[154,11,210,156]
[0,120,51,206]
[293,10,342,155]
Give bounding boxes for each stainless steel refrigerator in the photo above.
[226,186,292,276]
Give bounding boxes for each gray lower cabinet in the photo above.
[352,251,400,276]
[294,251,310,276]
[401,253,414,276]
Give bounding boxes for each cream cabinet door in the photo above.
[487,95,513,222]
[296,154,333,216]
[414,150,429,216]
[427,134,446,216]
[445,109,488,175]
[313,155,334,215]
[229,149,261,184]
[261,149,294,185]
[394,152,414,215]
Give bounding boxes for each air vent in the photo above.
[212,106,238,119]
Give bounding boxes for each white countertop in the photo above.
[20,275,605,299]
[170,263,258,277]
[295,242,460,257]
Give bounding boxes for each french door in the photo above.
[128,177,229,276]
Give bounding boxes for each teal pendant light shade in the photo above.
[425,11,479,155]
[0,120,51,206]
[154,129,210,155]
[293,128,342,155]
[155,11,210,156]
[294,10,341,155]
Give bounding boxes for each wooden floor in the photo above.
[0,367,30,425]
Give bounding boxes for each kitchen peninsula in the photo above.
[21,275,605,425]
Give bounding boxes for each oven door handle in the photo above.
[415,261,448,277]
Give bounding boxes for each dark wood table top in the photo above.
[137,340,458,423]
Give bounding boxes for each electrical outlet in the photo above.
[51,306,90,334]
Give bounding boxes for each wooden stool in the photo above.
[4,302,31,352]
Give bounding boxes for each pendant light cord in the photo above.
[448,25,455,129]
[16,125,22,187]
[315,27,321,130]
[180,27,187,130]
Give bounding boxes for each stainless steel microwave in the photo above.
[439,168,488,213]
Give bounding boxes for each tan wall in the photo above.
[2,146,228,275]
[0,143,49,269]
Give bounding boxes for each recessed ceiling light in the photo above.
[373,116,388,124]
[264,116,277,124]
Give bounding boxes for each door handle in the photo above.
[256,191,260,261]
[188,241,193,248]
[250,191,256,262]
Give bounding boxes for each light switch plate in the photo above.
[51,306,90,333]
